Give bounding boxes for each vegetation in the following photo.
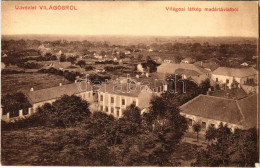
[2,95,188,166]
[193,123,258,167]
[1,92,31,118]
[38,67,81,82]
[192,122,202,142]
[200,78,211,94]
[76,60,86,68]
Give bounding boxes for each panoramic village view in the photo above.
[1,1,259,167]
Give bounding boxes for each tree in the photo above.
[192,122,202,142]
[37,95,91,127]
[193,123,258,167]
[137,54,143,61]
[1,92,31,118]
[142,95,188,165]
[67,56,76,64]
[76,60,86,68]
[200,78,211,94]
[59,54,66,62]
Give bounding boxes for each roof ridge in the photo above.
[237,93,257,101]
[201,94,237,101]
[26,82,76,93]
[235,100,246,123]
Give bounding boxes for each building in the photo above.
[194,60,220,72]
[241,62,249,67]
[97,73,168,118]
[211,67,257,89]
[42,61,71,70]
[157,63,209,85]
[180,94,257,132]
[25,82,93,111]
[181,57,195,64]
[164,59,174,63]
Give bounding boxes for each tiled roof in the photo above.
[212,67,257,78]
[175,69,200,76]
[26,82,91,104]
[99,73,166,97]
[194,61,220,71]
[157,63,208,75]
[180,95,243,125]
[237,94,258,129]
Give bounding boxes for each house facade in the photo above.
[96,73,168,118]
[180,94,257,132]
[211,67,257,89]
[26,82,93,111]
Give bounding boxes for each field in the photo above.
[1,126,201,166]
[1,73,72,97]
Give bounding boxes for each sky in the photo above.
[1,1,259,37]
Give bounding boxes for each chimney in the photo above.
[30,88,34,92]
[59,83,62,86]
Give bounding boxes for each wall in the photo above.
[98,92,138,118]
[211,74,241,88]
[1,107,33,122]
[180,112,243,133]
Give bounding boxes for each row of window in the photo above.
[79,92,91,99]
[100,105,120,117]
[215,78,230,84]
[188,119,215,129]
[100,95,136,106]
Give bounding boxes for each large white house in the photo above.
[97,73,168,118]
[180,94,257,132]
[211,67,257,89]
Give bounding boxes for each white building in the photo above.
[25,82,93,111]
[180,94,257,132]
[97,73,168,118]
[211,67,257,89]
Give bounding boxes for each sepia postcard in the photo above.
[0,1,259,167]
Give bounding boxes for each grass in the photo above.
[1,126,202,166]
[1,73,72,97]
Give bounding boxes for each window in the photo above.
[100,105,103,111]
[216,78,218,82]
[188,119,193,126]
[105,106,108,112]
[122,99,125,105]
[202,122,206,129]
[111,97,114,103]
[226,79,229,84]
[111,107,114,114]
[100,95,103,101]
[133,100,136,106]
